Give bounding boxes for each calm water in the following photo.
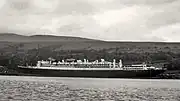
[0,76,180,101]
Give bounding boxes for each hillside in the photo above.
[1,33,180,52]
[1,33,180,71]
[0,33,98,42]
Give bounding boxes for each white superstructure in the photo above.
[26,58,158,71]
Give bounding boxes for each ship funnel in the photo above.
[101,59,105,62]
[113,59,116,68]
[37,61,41,67]
[84,59,86,63]
[119,59,122,68]
[96,60,98,63]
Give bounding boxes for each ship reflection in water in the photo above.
[18,58,166,78]
[0,76,180,101]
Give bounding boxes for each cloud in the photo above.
[0,0,180,42]
[117,0,176,5]
[148,23,180,42]
[0,0,6,9]
[92,5,159,41]
[93,5,151,28]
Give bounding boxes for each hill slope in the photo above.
[1,33,180,52]
[0,33,99,42]
[1,33,180,70]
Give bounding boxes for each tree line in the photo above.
[0,48,180,70]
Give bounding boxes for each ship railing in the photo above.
[122,66,148,70]
[55,62,113,65]
[154,67,164,70]
[34,66,125,70]
[37,60,123,68]
[48,64,117,68]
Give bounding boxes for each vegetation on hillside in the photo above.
[0,47,180,70]
[0,34,180,71]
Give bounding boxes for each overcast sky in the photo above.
[0,0,179,42]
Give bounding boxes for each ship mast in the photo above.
[32,44,40,66]
[36,44,40,60]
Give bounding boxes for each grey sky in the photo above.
[0,0,180,41]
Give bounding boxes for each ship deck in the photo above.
[19,66,158,71]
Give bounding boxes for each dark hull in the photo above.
[17,67,166,78]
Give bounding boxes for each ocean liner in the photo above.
[17,58,166,78]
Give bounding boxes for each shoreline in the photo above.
[1,66,180,79]
[0,73,179,79]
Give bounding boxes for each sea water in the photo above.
[0,76,180,101]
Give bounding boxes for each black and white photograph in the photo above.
[0,0,180,100]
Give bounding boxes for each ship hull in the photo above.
[17,67,166,78]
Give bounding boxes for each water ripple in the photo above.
[0,77,180,101]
